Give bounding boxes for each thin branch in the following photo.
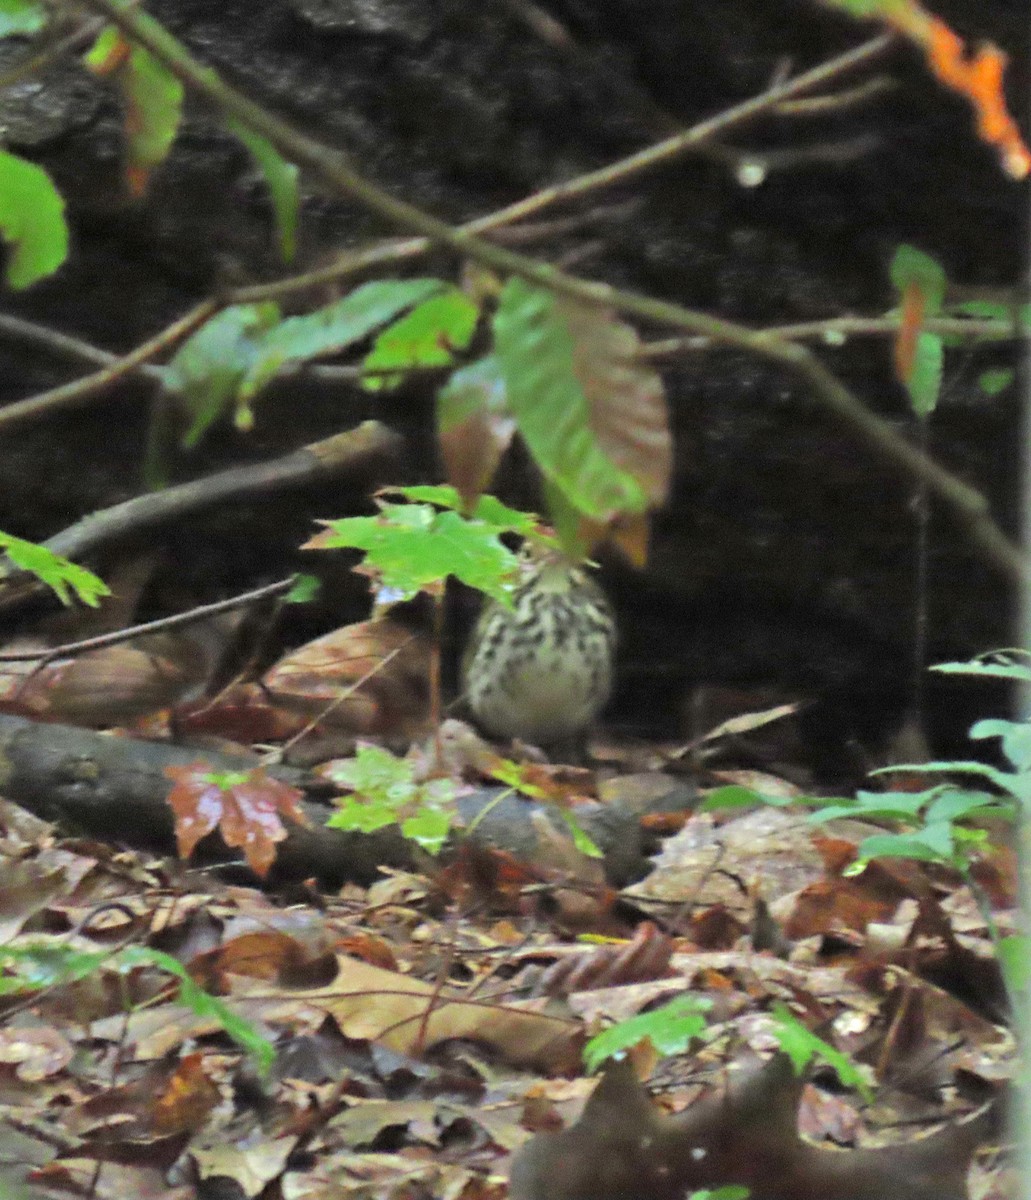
[0,300,215,432]
[237,35,897,304]
[0,577,297,663]
[54,5,1031,579]
[0,423,401,606]
[0,312,165,377]
[774,74,897,115]
[0,30,897,425]
[641,315,1026,357]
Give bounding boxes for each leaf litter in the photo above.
[0,715,1014,1200]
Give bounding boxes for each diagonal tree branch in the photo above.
[58,2,1031,580]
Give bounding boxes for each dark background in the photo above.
[0,0,1026,771]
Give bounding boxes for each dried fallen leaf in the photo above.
[263,617,432,739]
[283,953,583,1073]
[165,762,308,877]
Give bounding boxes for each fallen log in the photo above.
[0,713,650,887]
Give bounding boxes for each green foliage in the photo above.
[227,119,300,264]
[309,489,554,604]
[200,770,253,791]
[485,756,602,857]
[0,943,109,994]
[804,781,1012,876]
[151,280,452,466]
[324,745,459,853]
[583,994,712,1072]
[889,244,946,417]
[362,287,479,389]
[819,0,897,16]
[285,573,321,603]
[0,0,47,37]
[889,244,947,312]
[85,27,184,189]
[241,278,445,401]
[932,649,1031,683]
[493,278,650,521]
[0,150,68,289]
[688,1189,750,1200]
[0,531,110,606]
[771,1003,873,1101]
[978,367,1014,396]
[0,942,274,1074]
[997,933,1031,998]
[702,784,801,811]
[951,299,1031,332]
[161,302,281,449]
[120,947,275,1073]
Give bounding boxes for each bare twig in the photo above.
[641,314,1027,357]
[44,6,1031,579]
[0,423,401,607]
[0,577,297,664]
[0,300,215,432]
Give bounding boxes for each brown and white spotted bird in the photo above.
[461,547,616,747]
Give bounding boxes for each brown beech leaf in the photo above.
[0,616,237,728]
[286,953,583,1072]
[437,357,516,508]
[164,762,307,877]
[262,616,432,738]
[510,1053,995,1200]
[535,921,674,997]
[557,296,672,510]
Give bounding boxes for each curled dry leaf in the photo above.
[0,617,237,727]
[262,617,432,739]
[534,921,674,998]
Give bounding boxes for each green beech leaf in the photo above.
[906,330,943,416]
[238,278,445,401]
[362,287,479,389]
[436,354,516,507]
[0,150,68,288]
[0,0,47,37]
[0,531,109,606]
[163,303,281,448]
[86,28,184,192]
[228,119,299,263]
[951,299,1031,331]
[889,245,947,313]
[978,367,1013,396]
[493,278,665,525]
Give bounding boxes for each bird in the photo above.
[461,548,616,748]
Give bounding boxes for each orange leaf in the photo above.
[150,1053,220,1135]
[921,17,1030,179]
[164,762,307,877]
[893,280,925,384]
